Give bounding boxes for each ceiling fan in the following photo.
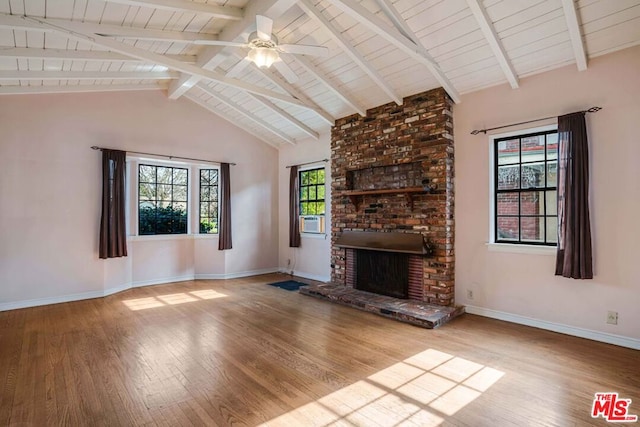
[194,15,328,83]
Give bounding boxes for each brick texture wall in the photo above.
[331,88,455,306]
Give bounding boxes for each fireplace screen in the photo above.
[355,249,409,299]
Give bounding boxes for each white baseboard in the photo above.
[0,268,281,312]
[195,267,279,280]
[465,305,640,350]
[278,268,330,283]
[132,275,195,288]
[104,282,133,297]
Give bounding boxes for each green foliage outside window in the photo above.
[199,169,219,234]
[138,165,188,235]
[300,168,325,215]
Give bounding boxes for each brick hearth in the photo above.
[331,88,456,306]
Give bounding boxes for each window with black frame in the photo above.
[495,130,558,245]
[138,164,188,235]
[199,169,219,234]
[299,168,325,216]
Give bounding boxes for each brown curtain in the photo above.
[99,149,127,259]
[218,163,232,250]
[289,165,301,247]
[555,112,593,279]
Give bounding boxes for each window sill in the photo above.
[486,243,556,256]
[129,234,218,242]
[301,232,327,240]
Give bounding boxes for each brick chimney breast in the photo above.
[330,88,455,306]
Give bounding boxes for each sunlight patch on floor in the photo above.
[122,289,227,311]
[260,348,504,426]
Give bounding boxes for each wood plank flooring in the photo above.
[0,273,638,426]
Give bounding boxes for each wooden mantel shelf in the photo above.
[342,187,429,210]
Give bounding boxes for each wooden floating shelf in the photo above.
[342,187,429,210]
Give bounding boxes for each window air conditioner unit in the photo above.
[300,215,325,234]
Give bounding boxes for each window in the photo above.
[300,167,326,216]
[138,164,188,235]
[199,169,219,234]
[494,130,557,245]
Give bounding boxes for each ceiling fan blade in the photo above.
[193,40,248,47]
[273,59,298,84]
[279,44,329,57]
[226,57,252,79]
[256,15,273,41]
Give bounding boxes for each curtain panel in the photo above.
[218,163,233,250]
[289,165,301,247]
[99,149,127,259]
[555,112,593,279]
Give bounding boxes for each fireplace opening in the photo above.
[356,249,409,299]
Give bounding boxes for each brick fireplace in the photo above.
[331,88,455,306]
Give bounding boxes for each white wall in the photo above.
[454,45,640,348]
[0,90,279,309]
[278,133,332,282]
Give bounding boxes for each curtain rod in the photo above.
[470,106,602,135]
[286,158,329,168]
[91,146,236,166]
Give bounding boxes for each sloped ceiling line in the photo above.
[168,0,298,99]
[326,0,461,103]
[197,83,297,145]
[560,0,588,71]
[299,0,403,106]
[465,0,519,89]
[2,14,325,115]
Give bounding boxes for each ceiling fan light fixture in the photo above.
[248,47,279,68]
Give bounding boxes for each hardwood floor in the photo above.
[1,273,638,426]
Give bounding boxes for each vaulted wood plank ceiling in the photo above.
[0,0,638,147]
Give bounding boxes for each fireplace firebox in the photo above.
[355,249,409,299]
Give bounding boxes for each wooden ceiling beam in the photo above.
[104,0,243,20]
[326,0,461,103]
[0,70,177,80]
[299,0,402,106]
[0,14,218,43]
[196,84,296,145]
[249,94,319,140]
[2,14,322,114]
[294,54,366,117]
[168,0,297,99]
[465,0,519,89]
[0,83,165,95]
[185,94,280,149]
[560,0,588,71]
[0,47,196,63]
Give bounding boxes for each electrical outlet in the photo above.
[606,311,618,325]
[466,290,474,300]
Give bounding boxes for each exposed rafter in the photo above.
[105,0,243,20]
[197,84,296,145]
[0,70,177,81]
[560,0,588,71]
[326,0,461,103]
[168,0,298,99]
[229,51,334,125]
[248,94,319,140]
[294,54,366,117]
[299,0,402,106]
[0,47,196,63]
[2,14,323,115]
[0,14,218,44]
[185,94,280,149]
[465,0,519,89]
[0,83,165,95]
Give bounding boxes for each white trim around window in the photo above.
[488,124,558,254]
[126,155,220,238]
